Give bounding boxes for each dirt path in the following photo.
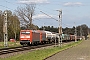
[46,39,90,60]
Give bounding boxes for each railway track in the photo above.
[0,41,75,56]
[0,43,56,55]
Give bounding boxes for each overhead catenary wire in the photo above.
[37,7,72,27]
[4,0,19,5]
[0,0,15,11]
[36,7,72,27]
[2,0,73,28]
[40,11,58,21]
[0,5,14,11]
[40,10,71,27]
[36,7,58,17]
[1,0,23,11]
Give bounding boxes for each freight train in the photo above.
[20,30,84,46]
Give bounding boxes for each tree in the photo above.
[63,27,74,34]
[8,15,20,40]
[0,10,3,41]
[15,4,36,29]
[81,24,88,39]
[39,26,58,33]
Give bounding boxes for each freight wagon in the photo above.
[37,30,46,44]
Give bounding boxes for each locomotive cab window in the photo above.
[21,31,30,34]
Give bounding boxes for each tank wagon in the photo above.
[44,31,52,39]
[70,35,84,41]
[62,34,70,41]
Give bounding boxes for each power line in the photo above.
[5,0,17,5]
[36,7,72,27]
[3,0,74,28]
[40,10,72,27]
[36,7,58,16]
[1,0,19,11]
[0,5,13,10]
[0,1,14,11]
[40,11,58,21]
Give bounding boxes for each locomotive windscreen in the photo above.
[21,31,30,35]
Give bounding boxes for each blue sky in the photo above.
[0,0,90,28]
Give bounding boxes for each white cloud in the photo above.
[63,2,83,6]
[18,0,49,4]
[33,14,49,19]
[33,14,57,19]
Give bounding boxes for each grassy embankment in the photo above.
[0,41,21,48]
[0,40,83,60]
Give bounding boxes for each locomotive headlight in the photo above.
[26,36,30,38]
[21,36,24,38]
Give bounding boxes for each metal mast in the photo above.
[40,10,62,47]
[57,9,62,47]
[74,22,77,42]
[80,26,82,37]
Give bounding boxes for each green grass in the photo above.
[0,40,83,60]
[0,41,21,48]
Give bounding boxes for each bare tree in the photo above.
[15,4,36,29]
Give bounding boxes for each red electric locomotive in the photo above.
[20,30,46,46]
[20,30,40,46]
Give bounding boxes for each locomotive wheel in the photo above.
[23,43,28,47]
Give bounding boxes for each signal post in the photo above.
[3,11,8,47]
